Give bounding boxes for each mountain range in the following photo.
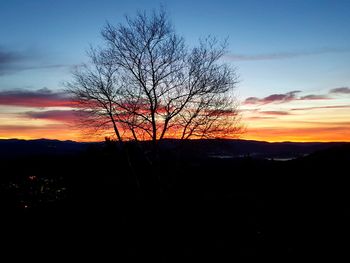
[0,138,348,160]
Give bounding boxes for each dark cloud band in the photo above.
[0,88,74,107]
[329,87,350,94]
[22,110,79,122]
[244,90,330,105]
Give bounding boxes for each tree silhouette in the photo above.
[66,8,241,148]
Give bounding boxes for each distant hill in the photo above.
[158,139,349,160]
[0,138,348,159]
[0,139,100,158]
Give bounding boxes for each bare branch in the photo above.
[66,8,242,145]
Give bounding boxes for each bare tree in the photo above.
[66,8,241,149]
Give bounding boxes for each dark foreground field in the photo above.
[1,140,350,260]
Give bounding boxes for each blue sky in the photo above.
[1,0,350,96]
[1,0,350,141]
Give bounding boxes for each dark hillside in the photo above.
[0,140,349,260]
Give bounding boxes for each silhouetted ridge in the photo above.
[0,139,101,157]
[0,138,348,159]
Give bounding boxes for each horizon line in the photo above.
[1,137,349,144]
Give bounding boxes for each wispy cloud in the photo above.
[290,105,350,111]
[0,124,67,131]
[0,49,24,64]
[259,111,290,116]
[22,110,80,122]
[300,94,329,100]
[244,91,300,104]
[226,47,350,61]
[0,48,27,75]
[246,116,276,120]
[0,88,74,107]
[0,46,69,75]
[329,87,350,94]
[244,90,331,105]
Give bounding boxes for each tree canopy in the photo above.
[67,8,241,144]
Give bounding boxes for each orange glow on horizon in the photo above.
[242,127,350,142]
[1,94,349,142]
[1,124,349,142]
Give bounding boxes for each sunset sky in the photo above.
[1,0,349,142]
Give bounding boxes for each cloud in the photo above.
[226,47,350,61]
[244,91,331,105]
[243,97,260,104]
[329,87,350,94]
[244,91,300,104]
[259,111,290,115]
[0,50,23,64]
[0,48,27,75]
[22,110,80,122]
[294,121,350,126]
[0,124,67,131]
[0,46,68,75]
[246,116,276,120]
[300,94,329,100]
[0,88,74,107]
[290,105,350,111]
